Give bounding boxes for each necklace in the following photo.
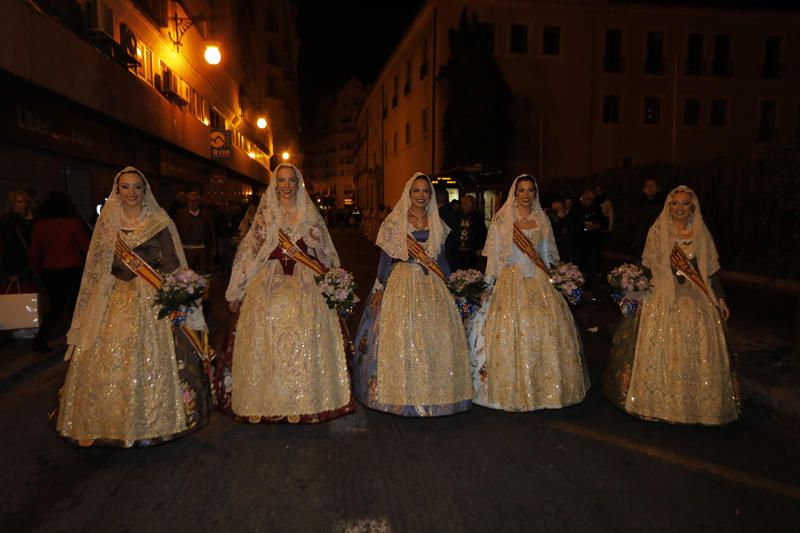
[517,208,533,224]
[408,209,426,229]
[120,207,147,229]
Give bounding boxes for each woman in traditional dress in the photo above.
[467,174,589,411]
[353,173,472,417]
[218,163,353,423]
[603,185,737,425]
[55,167,212,447]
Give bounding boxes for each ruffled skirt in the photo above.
[353,263,472,416]
[216,262,353,423]
[604,281,738,425]
[467,264,589,411]
[55,277,211,447]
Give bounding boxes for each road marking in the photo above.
[333,518,392,532]
[548,420,800,502]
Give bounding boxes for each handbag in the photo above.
[0,281,39,330]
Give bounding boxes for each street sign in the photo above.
[210,129,231,159]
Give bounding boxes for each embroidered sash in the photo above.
[512,224,549,274]
[406,233,446,281]
[670,243,713,302]
[277,229,327,276]
[114,236,211,362]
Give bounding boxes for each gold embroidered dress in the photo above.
[468,175,588,411]
[604,186,738,425]
[219,164,352,423]
[55,167,211,447]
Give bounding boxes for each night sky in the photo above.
[297,1,426,131]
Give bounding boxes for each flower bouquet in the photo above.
[607,263,652,315]
[447,269,488,320]
[316,268,360,318]
[549,262,585,305]
[154,268,208,326]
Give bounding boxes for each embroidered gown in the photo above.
[353,229,472,417]
[217,223,353,423]
[603,239,738,425]
[55,227,211,447]
[467,227,588,411]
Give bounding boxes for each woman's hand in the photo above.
[718,298,730,321]
[228,300,241,314]
[370,288,383,313]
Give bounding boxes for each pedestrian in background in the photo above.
[1,190,35,284]
[174,190,215,274]
[29,191,89,352]
[436,187,459,268]
[454,194,487,270]
[632,178,663,259]
[571,188,608,284]
[547,199,573,263]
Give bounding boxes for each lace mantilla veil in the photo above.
[483,174,559,278]
[66,167,206,357]
[642,185,721,303]
[375,172,450,261]
[225,163,340,302]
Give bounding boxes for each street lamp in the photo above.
[257,117,268,129]
[281,151,290,161]
[204,44,222,65]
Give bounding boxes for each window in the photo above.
[422,107,429,135]
[683,98,700,126]
[405,122,411,145]
[420,38,429,79]
[758,101,777,141]
[542,26,560,55]
[404,60,411,95]
[209,107,224,129]
[604,29,623,73]
[602,95,620,124]
[712,35,731,76]
[710,99,727,127]
[392,76,398,108]
[644,32,663,74]
[686,34,704,75]
[480,23,495,54]
[763,36,782,79]
[510,24,528,54]
[644,97,661,125]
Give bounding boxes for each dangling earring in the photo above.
[514,199,518,207]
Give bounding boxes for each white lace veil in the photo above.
[483,174,559,278]
[375,172,449,260]
[225,163,339,302]
[643,185,720,303]
[67,166,205,355]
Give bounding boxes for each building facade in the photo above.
[0,0,300,218]
[304,78,366,208]
[354,0,800,213]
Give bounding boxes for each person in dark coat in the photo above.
[453,194,487,271]
[632,178,663,259]
[1,190,35,284]
[173,191,215,273]
[570,188,609,281]
[436,187,459,269]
